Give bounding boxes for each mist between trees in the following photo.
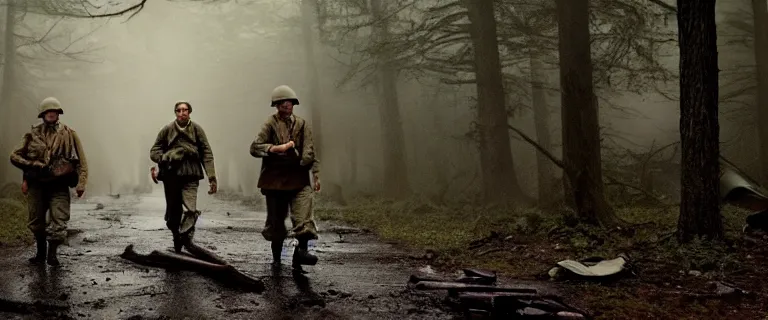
[0,0,756,242]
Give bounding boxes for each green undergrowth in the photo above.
[316,196,749,267]
[315,196,766,319]
[316,196,527,251]
[0,183,30,246]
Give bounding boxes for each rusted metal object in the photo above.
[409,275,495,286]
[415,281,538,294]
[120,244,264,293]
[409,268,498,286]
[412,269,591,319]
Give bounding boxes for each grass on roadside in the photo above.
[0,182,30,246]
[314,195,767,320]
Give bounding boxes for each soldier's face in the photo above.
[43,111,59,123]
[277,101,294,116]
[175,103,191,122]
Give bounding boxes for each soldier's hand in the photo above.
[150,167,159,184]
[21,180,28,195]
[313,175,321,192]
[76,188,85,198]
[269,144,284,153]
[31,160,46,168]
[208,178,218,194]
[270,143,293,154]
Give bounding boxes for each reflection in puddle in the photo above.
[158,271,204,317]
[27,266,67,301]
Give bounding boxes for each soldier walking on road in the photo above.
[9,97,89,266]
[150,101,218,253]
[250,85,321,273]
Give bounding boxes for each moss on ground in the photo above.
[0,183,30,246]
[315,196,768,320]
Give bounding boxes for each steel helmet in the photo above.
[270,85,300,106]
[38,97,63,118]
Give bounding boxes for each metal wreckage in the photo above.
[409,268,590,319]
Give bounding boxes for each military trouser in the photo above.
[162,176,200,242]
[26,180,70,242]
[261,185,319,242]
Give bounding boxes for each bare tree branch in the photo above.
[648,0,676,13]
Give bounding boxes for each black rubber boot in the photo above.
[271,240,283,270]
[28,234,47,264]
[292,239,317,274]
[47,240,61,267]
[172,233,183,253]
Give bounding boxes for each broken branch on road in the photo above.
[120,244,264,293]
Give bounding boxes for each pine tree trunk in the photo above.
[370,0,410,197]
[463,0,528,204]
[555,0,618,226]
[752,0,768,184]
[676,0,723,242]
[530,54,555,205]
[301,0,323,159]
[0,1,17,183]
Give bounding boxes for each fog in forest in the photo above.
[5,1,768,316]
[0,0,758,207]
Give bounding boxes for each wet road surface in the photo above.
[0,190,456,319]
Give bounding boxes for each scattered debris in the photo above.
[408,249,440,260]
[409,268,497,286]
[411,268,590,319]
[548,255,631,281]
[418,265,436,275]
[468,232,501,250]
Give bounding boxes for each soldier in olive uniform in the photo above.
[10,97,89,266]
[150,101,218,252]
[250,85,321,273]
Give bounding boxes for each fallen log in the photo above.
[147,250,232,273]
[415,281,538,294]
[184,241,229,265]
[120,244,264,293]
[121,244,178,269]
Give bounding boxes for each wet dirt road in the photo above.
[0,190,455,320]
